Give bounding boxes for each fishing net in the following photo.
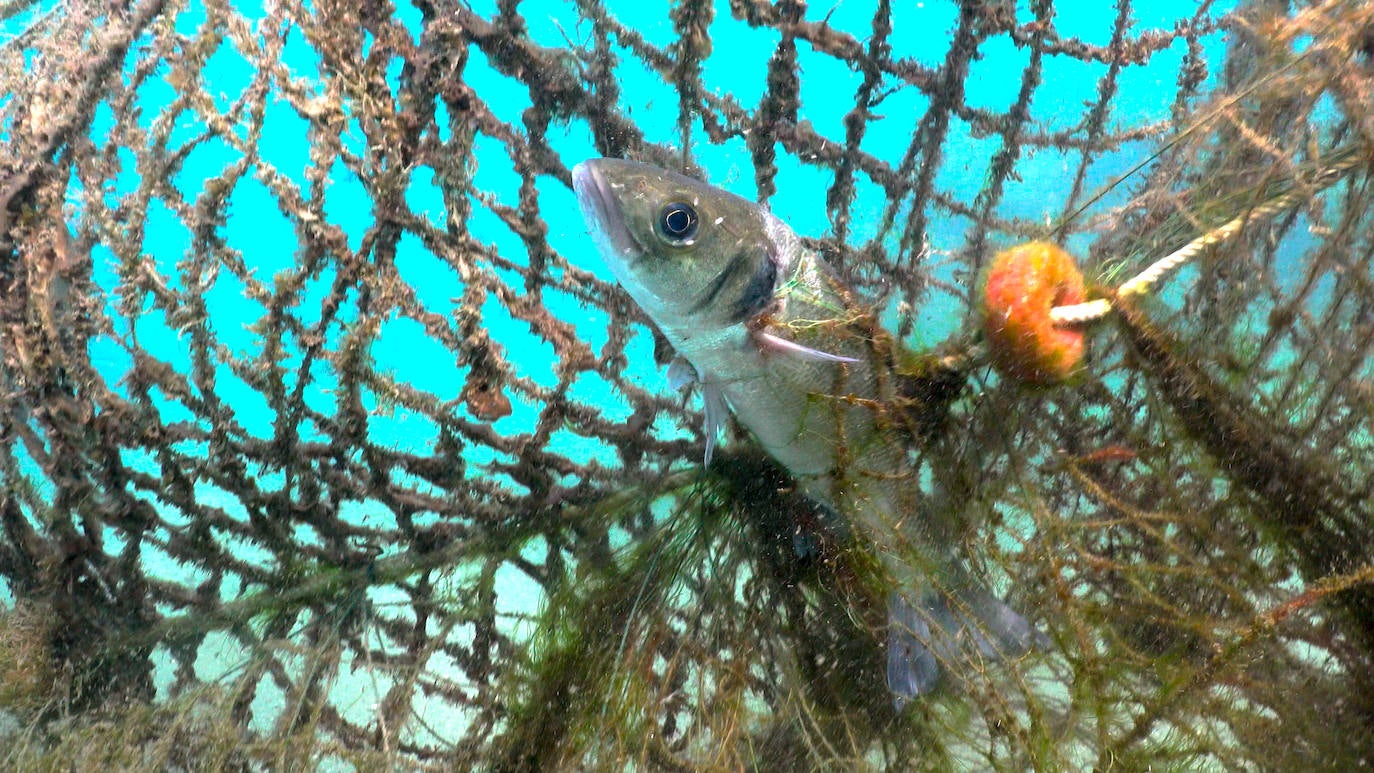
[1,0,1371,767]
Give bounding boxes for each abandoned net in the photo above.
[1,0,1371,768]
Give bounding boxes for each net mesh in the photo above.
[1,0,1372,768]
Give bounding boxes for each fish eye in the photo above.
[656,202,699,245]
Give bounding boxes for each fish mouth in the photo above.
[572,160,641,262]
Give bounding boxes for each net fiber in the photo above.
[1,0,1372,768]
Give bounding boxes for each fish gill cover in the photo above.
[0,0,1372,768]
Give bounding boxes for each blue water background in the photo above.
[2,0,1237,742]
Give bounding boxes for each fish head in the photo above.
[573,158,789,332]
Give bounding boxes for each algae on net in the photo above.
[0,0,1371,768]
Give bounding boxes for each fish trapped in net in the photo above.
[574,158,1048,705]
[6,0,1374,766]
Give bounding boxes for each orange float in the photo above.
[982,241,1087,385]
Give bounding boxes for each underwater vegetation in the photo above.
[0,0,1372,769]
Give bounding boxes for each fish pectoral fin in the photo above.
[754,330,859,364]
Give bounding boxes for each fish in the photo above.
[572,157,1043,704]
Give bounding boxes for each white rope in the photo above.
[1049,151,1366,326]
[1048,298,1113,325]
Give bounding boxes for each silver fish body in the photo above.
[573,158,1041,702]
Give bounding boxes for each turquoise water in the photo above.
[2,0,1256,757]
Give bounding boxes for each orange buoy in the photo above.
[982,241,1087,385]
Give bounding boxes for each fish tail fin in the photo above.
[886,578,1046,707]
